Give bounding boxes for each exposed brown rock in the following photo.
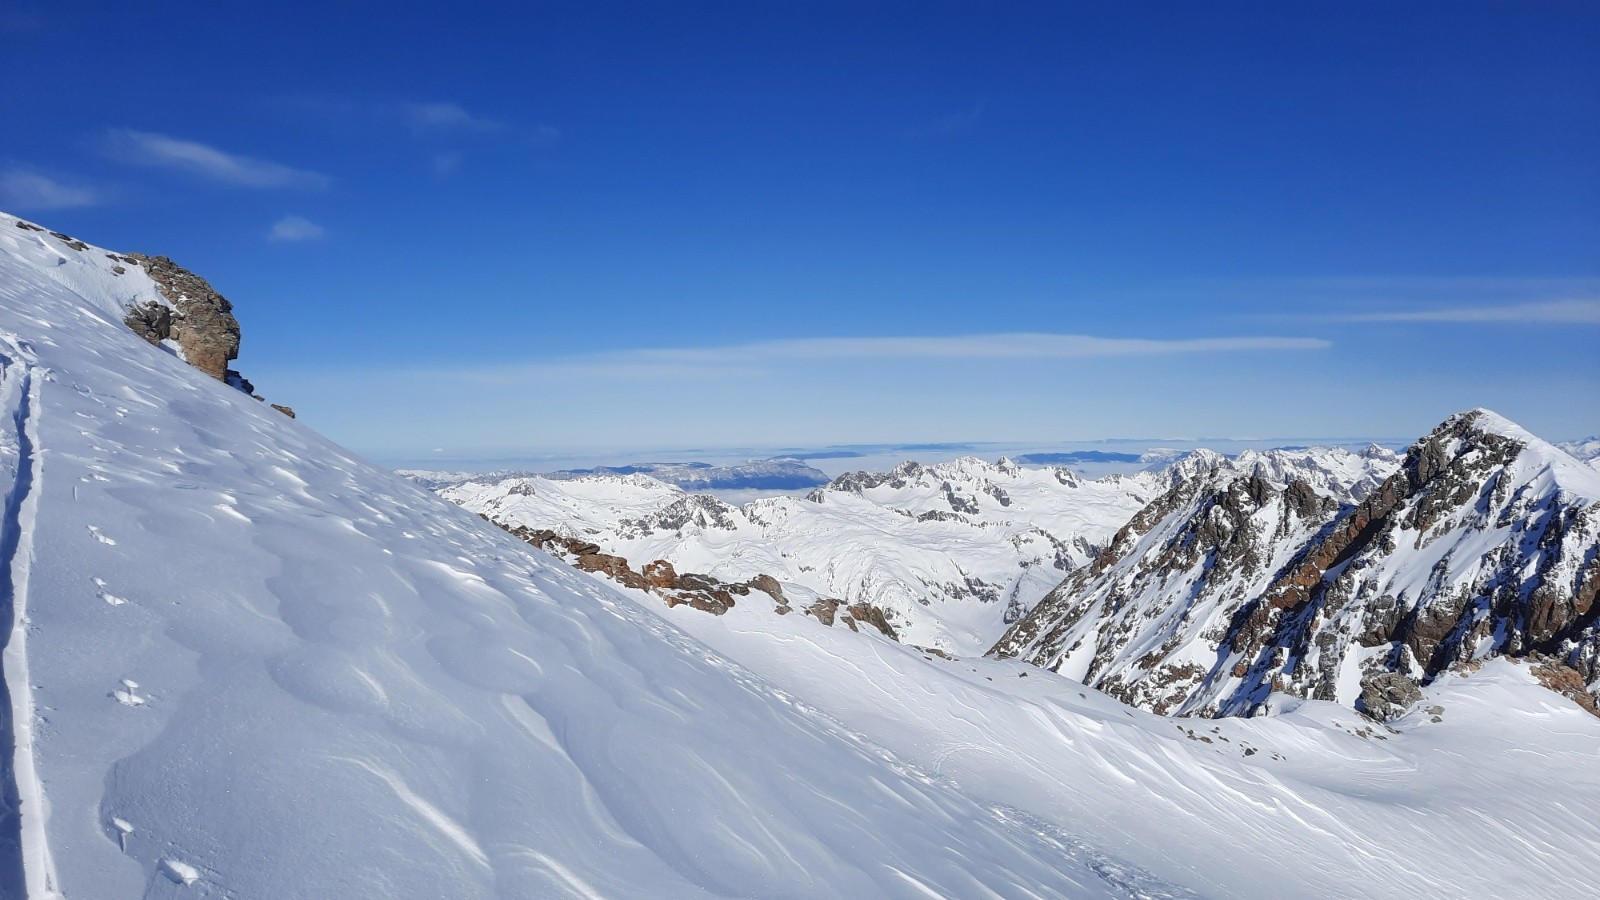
[747,574,786,605]
[1530,659,1600,718]
[124,253,241,380]
[806,598,840,626]
[49,231,88,251]
[486,517,890,631]
[844,603,898,639]
[270,404,296,419]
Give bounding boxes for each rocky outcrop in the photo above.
[122,254,243,382]
[1357,672,1422,721]
[995,410,1600,720]
[15,217,291,414]
[803,598,899,639]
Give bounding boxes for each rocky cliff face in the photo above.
[994,410,1600,720]
[121,253,245,384]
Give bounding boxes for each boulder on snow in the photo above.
[1358,672,1422,721]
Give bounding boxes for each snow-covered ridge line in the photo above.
[997,407,1600,719]
[7,214,292,417]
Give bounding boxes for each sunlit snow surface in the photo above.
[0,216,1153,897]
[2,214,1599,898]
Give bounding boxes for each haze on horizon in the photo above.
[3,1,1596,456]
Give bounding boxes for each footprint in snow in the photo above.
[111,679,145,707]
[160,859,200,886]
[87,525,116,545]
[92,577,127,606]
[110,817,134,852]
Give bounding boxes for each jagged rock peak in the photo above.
[993,408,1600,721]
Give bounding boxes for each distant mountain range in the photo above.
[421,413,1599,723]
[399,457,831,492]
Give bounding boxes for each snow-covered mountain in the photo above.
[430,445,1401,656]
[429,457,1160,654]
[996,409,1600,719]
[1558,435,1600,470]
[8,210,1600,898]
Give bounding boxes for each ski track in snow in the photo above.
[0,335,62,898]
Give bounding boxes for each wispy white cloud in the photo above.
[0,168,101,209]
[1330,299,1600,325]
[399,102,504,134]
[527,124,562,146]
[267,215,325,242]
[415,332,1329,385]
[106,129,329,189]
[633,333,1329,362]
[431,152,464,175]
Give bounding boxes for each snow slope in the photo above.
[9,212,1600,899]
[627,587,1600,898]
[0,213,1158,897]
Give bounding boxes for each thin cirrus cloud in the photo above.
[0,168,100,210]
[1330,299,1600,325]
[267,215,325,242]
[105,129,329,189]
[435,332,1331,383]
[637,333,1329,362]
[398,101,504,134]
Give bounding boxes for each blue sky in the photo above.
[4,1,1596,456]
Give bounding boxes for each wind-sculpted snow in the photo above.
[652,594,1600,898]
[0,213,1153,897]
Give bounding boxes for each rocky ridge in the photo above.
[995,409,1600,720]
[490,517,899,638]
[13,216,289,413]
